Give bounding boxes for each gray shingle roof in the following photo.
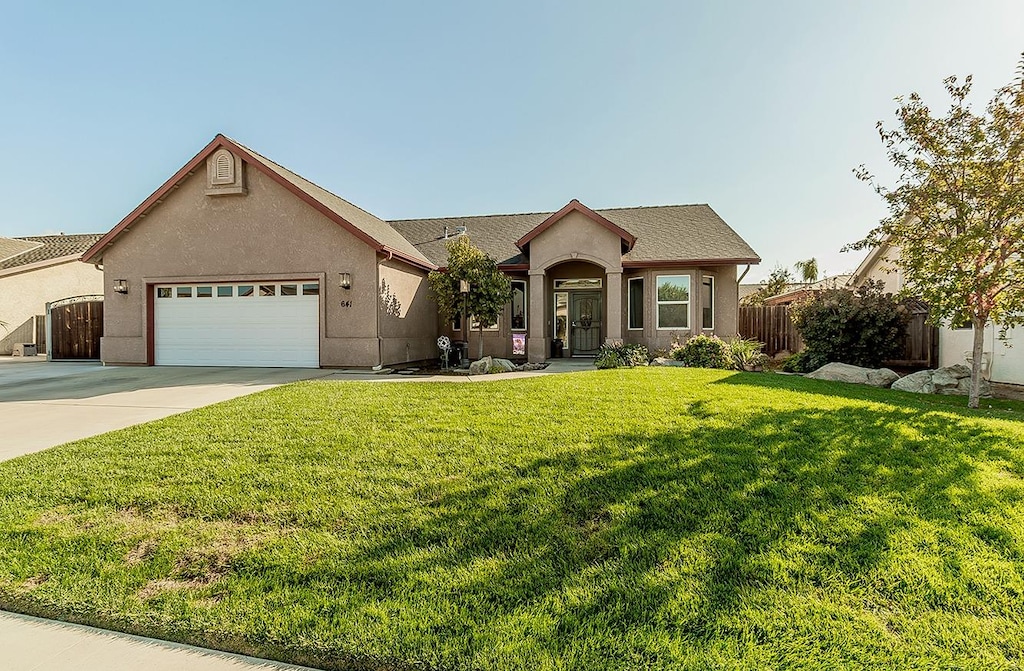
[227,138,433,267]
[0,234,104,270]
[389,204,759,267]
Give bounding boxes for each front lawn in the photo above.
[1,369,1024,669]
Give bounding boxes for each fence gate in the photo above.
[48,296,103,360]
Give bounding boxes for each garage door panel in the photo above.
[155,283,319,367]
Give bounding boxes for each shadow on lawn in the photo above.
[335,402,1022,666]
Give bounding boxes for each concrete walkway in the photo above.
[0,611,315,671]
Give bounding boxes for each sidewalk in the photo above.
[0,611,315,670]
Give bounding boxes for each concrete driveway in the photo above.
[0,357,333,461]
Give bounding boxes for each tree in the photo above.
[850,56,1024,408]
[428,235,513,360]
[794,257,819,283]
[741,265,793,305]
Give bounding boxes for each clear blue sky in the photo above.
[1,1,1020,281]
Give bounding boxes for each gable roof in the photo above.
[390,204,760,268]
[81,135,434,270]
[0,234,104,271]
[516,199,636,251]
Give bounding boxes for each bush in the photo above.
[595,343,649,369]
[781,350,812,373]
[729,338,769,371]
[789,281,907,370]
[672,334,732,369]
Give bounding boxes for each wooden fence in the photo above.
[737,306,803,357]
[738,303,939,369]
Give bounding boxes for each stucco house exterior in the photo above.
[848,241,1024,386]
[0,234,103,354]
[82,135,760,368]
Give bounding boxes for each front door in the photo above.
[569,291,602,355]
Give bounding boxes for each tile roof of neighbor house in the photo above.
[0,237,42,263]
[389,204,761,267]
[0,234,104,271]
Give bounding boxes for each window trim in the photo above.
[655,274,691,330]
[701,275,715,330]
[510,279,528,332]
[627,276,644,331]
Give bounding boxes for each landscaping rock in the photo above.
[650,357,685,367]
[468,356,493,375]
[492,358,516,372]
[805,362,898,388]
[891,364,991,397]
[515,362,547,372]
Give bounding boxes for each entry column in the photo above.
[605,270,622,343]
[527,270,546,363]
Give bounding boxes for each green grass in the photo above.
[2,369,1024,670]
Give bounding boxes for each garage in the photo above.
[154,281,320,367]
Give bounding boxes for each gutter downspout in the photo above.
[737,264,751,284]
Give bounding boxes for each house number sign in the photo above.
[340,300,353,308]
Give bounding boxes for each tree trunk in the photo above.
[478,324,484,360]
[968,316,986,409]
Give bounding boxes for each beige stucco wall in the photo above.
[527,211,624,272]
[620,264,739,353]
[940,323,1024,386]
[378,258,436,365]
[100,162,388,367]
[0,260,103,354]
[858,244,903,294]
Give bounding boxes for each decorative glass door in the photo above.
[569,291,602,355]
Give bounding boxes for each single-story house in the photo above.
[760,275,852,306]
[82,135,760,368]
[0,234,104,354]
[848,241,1024,386]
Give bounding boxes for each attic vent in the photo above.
[212,150,235,185]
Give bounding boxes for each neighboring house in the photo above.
[0,234,104,354]
[848,242,1024,386]
[761,275,852,306]
[82,135,760,368]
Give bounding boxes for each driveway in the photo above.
[0,358,333,461]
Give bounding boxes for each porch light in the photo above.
[339,272,352,290]
[113,279,129,294]
[459,279,470,294]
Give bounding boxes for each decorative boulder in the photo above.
[650,357,686,367]
[891,364,991,397]
[805,362,899,388]
[492,358,516,372]
[468,356,493,375]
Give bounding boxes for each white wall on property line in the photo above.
[939,323,1024,386]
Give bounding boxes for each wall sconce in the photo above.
[459,279,470,294]
[339,272,352,290]
[113,279,129,294]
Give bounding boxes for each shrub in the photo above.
[672,334,732,369]
[789,282,907,370]
[781,350,812,373]
[729,338,769,371]
[595,343,649,369]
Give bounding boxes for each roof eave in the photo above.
[622,257,761,268]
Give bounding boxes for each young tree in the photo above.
[428,235,513,360]
[794,257,819,283]
[850,57,1024,408]
[742,265,793,305]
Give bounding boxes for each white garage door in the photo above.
[154,282,320,367]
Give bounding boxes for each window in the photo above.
[452,312,462,331]
[196,286,213,298]
[471,315,499,331]
[302,283,319,296]
[238,285,254,297]
[656,275,690,329]
[554,278,602,290]
[554,292,568,340]
[259,285,276,297]
[157,287,172,298]
[281,284,297,296]
[628,277,644,330]
[701,276,714,330]
[217,286,233,297]
[510,280,527,331]
[176,286,192,298]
